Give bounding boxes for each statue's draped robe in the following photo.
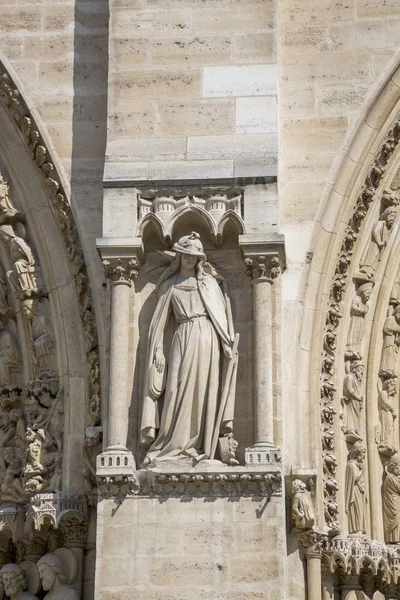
[345,460,367,533]
[383,473,400,542]
[141,273,236,462]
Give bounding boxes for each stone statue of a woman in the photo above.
[140,232,238,467]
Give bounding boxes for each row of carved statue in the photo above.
[0,553,79,600]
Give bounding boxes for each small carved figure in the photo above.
[383,455,400,543]
[347,279,374,352]
[0,175,19,222]
[0,224,36,294]
[37,554,79,600]
[345,442,367,535]
[360,206,397,276]
[291,479,315,530]
[342,358,364,442]
[22,299,56,376]
[0,320,21,386]
[0,413,16,472]
[380,305,400,373]
[0,563,38,600]
[377,373,398,455]
[83,426,102,493]
[1,447,25,503]
[141,232,238,467]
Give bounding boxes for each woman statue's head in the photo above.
[37,553,67,591]
[172,231,206,261]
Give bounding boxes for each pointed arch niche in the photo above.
[297,61,400,598]
[0,62,101,598]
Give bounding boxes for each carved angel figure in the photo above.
[291,479,315,530]
[37,554,79,600]
[383,454,400,543]
[345,442,367,535]
[140,232,238,467]
[0,563,38,600]
[0,225,36,294]
[342,359,364,442]
[360,206,397,276]
[380,305,400,373]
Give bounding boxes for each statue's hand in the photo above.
[154,348,165,373]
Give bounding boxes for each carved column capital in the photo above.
[60,516,89,549]
[300,530,329,559]
[244,254,281,282]
[102,257,140,285]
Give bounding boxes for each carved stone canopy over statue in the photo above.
[0,563,38,600]
[140,231,239,467]
[37,554,79,600]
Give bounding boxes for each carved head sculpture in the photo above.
[172,232,206,259]
[350,360,364,381]
[357,281,373,303]
[349,441,366,464]
[0,563,27,597]
[393,304,400,324]
[37,553,66,591]
[0,224,14,241]
[387,454,400,476]
[291,479,306,494]
[85,426,101,447]
[21,298,35,318]
[381,206,397,227]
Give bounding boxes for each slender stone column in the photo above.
[300,531,327,600]
[102,257,139,450]
[243,252,282,463]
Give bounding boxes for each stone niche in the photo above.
[96,181,286,599]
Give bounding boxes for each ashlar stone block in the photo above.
[203,65,277,97]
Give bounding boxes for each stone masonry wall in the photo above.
[96,494,285,600]
[105,0,279,182]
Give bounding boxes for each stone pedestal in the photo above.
[95,464,284,600]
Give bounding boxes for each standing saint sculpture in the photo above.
[383,454,400,543]
[140,232,238,467]
[345,441,367,535]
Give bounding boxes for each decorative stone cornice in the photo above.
[0,64,101,431]
[102,257,140,285]
[97,474,141,500]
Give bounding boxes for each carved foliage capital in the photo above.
[299,530,329,559]
[244,254,281,282]
[102,257,140,285]
[60,516,89,548]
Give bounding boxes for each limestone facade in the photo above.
[0,0,397,599]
